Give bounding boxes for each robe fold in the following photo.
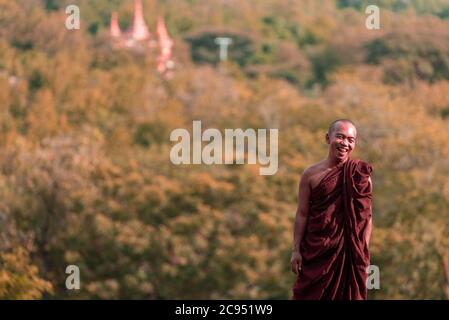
[292,158,373,300]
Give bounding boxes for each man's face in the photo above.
[326,122,357,162]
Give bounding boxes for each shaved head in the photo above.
[328,119,357,137]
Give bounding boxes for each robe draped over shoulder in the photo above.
[292,158,373,300]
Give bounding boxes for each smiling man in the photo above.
[291,119,373,300]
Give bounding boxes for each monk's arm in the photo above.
[366,214,372,247]
[292,171,310,253]
[365,177,373,246]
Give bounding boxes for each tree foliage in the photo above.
[0,0,449,299]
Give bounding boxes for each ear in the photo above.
[325,133,330,144]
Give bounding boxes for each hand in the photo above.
[290,250,302,275]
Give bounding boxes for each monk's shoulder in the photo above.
[303,161,326,177]
[351,159,374,185]
[354,159,374,175]
[302,161,328,187]
[299,164,314,185]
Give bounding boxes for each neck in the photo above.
[326,154,348,168]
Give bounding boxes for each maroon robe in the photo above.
[292,158,373,300]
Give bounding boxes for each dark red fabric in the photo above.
[292,158,373,300]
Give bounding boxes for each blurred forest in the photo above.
[1,0,449,299]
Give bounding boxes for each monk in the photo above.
[290,119,373,300]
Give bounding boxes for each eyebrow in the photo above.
[335,132,356,139]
